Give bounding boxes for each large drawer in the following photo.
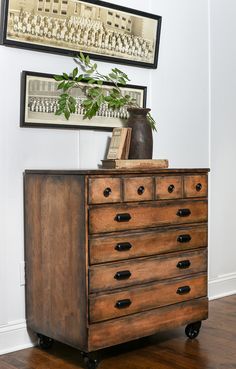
[89,249,207,293]
[88,298,208,351]
[89,225,208,264]
[89,274,207,323]
[89,200,208,234]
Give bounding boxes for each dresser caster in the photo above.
[81,352,99,369]
[37,334,54,349]
[185,321,202,339]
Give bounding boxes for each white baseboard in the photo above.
[208,272,236,300]
[0,320,36,355]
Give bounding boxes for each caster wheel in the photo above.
[37,334,54,349]
[185,321,202,339]
[81,352,99,369]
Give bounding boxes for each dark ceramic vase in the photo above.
[127,108,153,159]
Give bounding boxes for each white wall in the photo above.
[0,0,233,355]
[208,0,236,299]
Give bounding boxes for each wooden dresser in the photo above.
[24,168,209,367]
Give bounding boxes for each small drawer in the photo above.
[184,175,208,198]
[156,176,182,199]
[89,200,208,234]
[123,177,154,202]
[89,249,207,292]
[89,177,121,204]
[89,225,208,264]
[89,274,207,323]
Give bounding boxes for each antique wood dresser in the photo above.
[24,168,209,368]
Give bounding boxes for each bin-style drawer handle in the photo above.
[115,213,131,222]
[177,260,191,269]
[177,286,191,295]
[115,299,132,309]
[114,270,131,280]
[177,208,191,217]
[115,242,132,252]
[177,234,192,243]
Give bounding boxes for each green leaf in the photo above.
[109,73,118,79]
[55,109,62,115]
[72,67,78,78]
[54,75,64,81]
[57,81,65,90]
[85,55,90,65]
[87,78,96,84]
[64,110,70,120]
[79,52,85,62]
[63,73,69,80]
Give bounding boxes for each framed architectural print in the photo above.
[1,0,162,68]
[20,71,147,130]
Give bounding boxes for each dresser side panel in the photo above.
[24,174,87,350]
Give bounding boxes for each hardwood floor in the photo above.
[1,295,236,369]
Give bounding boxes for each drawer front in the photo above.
[89,200,208,234]
[89,274,207,323]
[88,298,208,351]
[184,175,208,198]
[89,177,121,204]
[156,176,183,200]
[89,225,208,264]
[89,249,207,292]
[123,177,154,202]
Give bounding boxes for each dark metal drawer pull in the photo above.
[168,184,175,193]
[137,186,145,195]
[196,183,202,192]
[177,234,192,243]
[115,299,132,309]
[114,270,131,280]
[177,208,191,217]
[177,260,191,269]
[177,286,191,295]
[115,213,131,222]
[103,187,112,197]
[115,242,132,252]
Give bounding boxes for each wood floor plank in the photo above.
[0,295,236,369]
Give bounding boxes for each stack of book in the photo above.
[102,127,169,169]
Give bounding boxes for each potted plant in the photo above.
[54,53,156,159]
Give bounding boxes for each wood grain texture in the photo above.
[24,174,88,351]
[184,175,208,198]
[89,177,121,204]
[123,177,154,202]
[156,176,183,200]
[1,295,235,369]
[88,298,208,351]
[89,200,208,234]
[89,274,207,323]
[89,225,208,264]
[89,249,207,292]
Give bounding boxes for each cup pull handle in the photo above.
[115,299,132,309]
[115,213,131,222]
[177,286,191,295]
[177,260,191,269]
[114,270,132,280]
[115,242,132,252]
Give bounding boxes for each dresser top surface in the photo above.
[24,168,210,175]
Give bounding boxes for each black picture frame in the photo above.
[1,0,162,69]
[20,70,147,131]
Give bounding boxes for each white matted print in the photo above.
[20,71,147,130]
[1,0,162,68]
